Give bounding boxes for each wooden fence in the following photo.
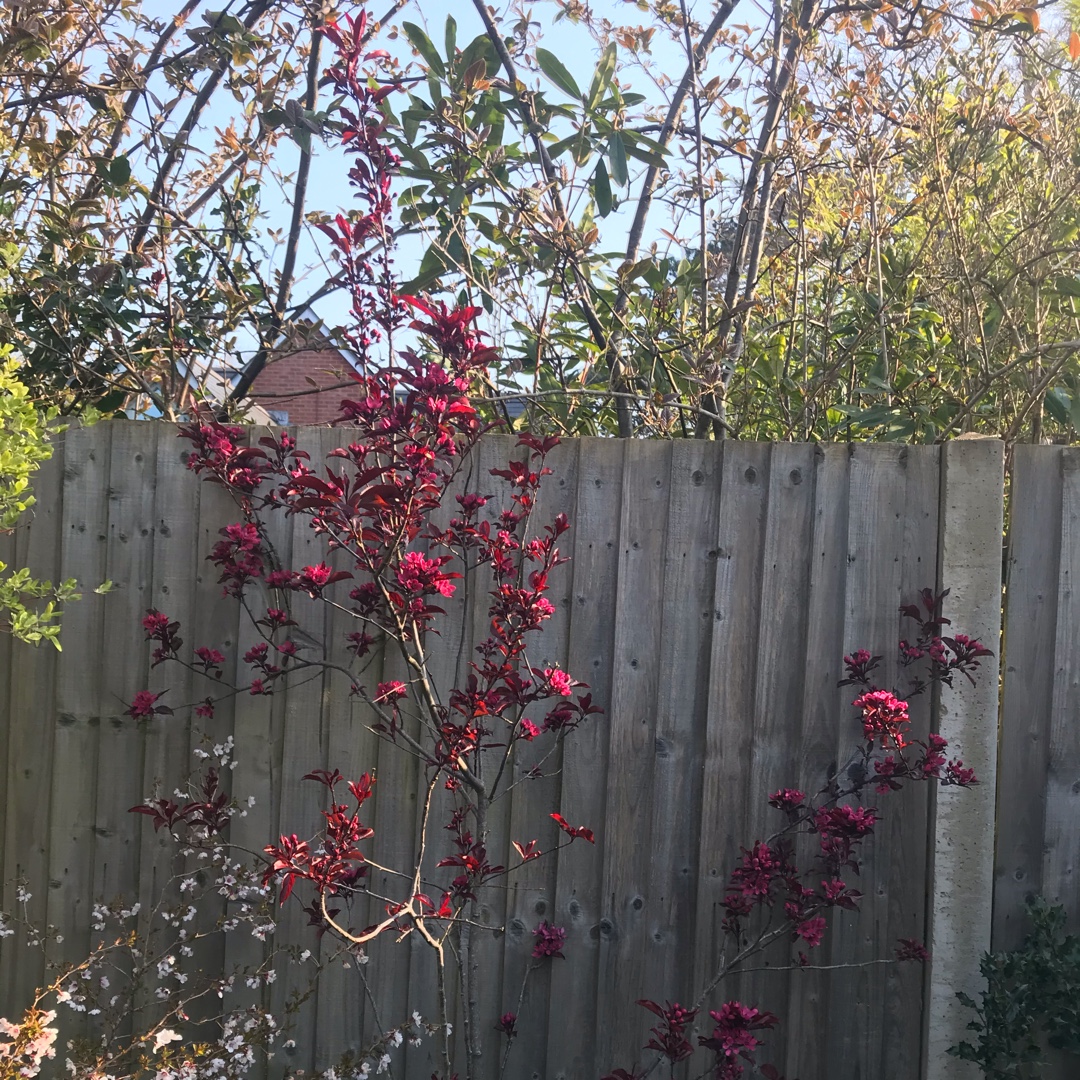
[0,423,1048,1080]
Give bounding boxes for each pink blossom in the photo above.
[374,681,408,703]
[543,668,574,697]
[795,916,827,947]
[531,920,566,959]
[852,689,909,748]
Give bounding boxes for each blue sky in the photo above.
[134,0,747,353]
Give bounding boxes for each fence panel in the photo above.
[0,423,1012,1080]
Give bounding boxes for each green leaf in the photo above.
[458,34,499,79]
[110,155,131,185]
[571,123,594,166]
[545,133,579,161]
[485,101,505,148]
[400,241,449,292]
[402,22,445,78]
[1045,387,1072,427]
[536,48,582,98]
[1055,275,1080,298]
[445,14,457,59]
[620,131,668,168]
[593,158,612,217]
[587,42,617,110]
[607,131,628,186]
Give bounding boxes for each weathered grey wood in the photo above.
[884,444,940,1079]
[139,424,202,931]
[1042,449,1080,922]
[313,425,379,1071]
[693,442,770,1013]
[94,423,158,915]
[48,424,111,982]
[402,438,472,1080]
[2,436,65,1016]
[497,438,579,1080]
[995,445,1061,949]
[185,426,246,1028]
[458,435,525,1080]
[783,443,850,1080]
[545,437,623,1080]
[827,444,907,1079]
[639,440,720,1008]
[267,426,329,1079]
[595,439,672,1070]
[743,442,817,1069]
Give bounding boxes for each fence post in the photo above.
[925,437,1005,1079]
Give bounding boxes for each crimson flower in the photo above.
[820,879,862,910]
[895,938,930,962]
[297,563,352,595]
[795,916,827,948]
[768,788,806,812]
[852,689,910,748]
[142,610,170,635]
[543,667,574,697]
[873,755,902,793]
[194,646,225,674]
[944,759,978,786]
[699,1001,778,1079]
[730,842,784,899]
[531,921,566,959]
[495,1012,517,1037]
[125,690,171,720]
[374,681,408,703]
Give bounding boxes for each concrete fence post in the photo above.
[925,437,1005,1079]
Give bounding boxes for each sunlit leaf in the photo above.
[402,22,445,78]
[587,43,617,110]
[536,48,581,98]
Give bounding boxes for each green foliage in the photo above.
[0,0,336,419]
[0,357,79,647]
[373,1,1080,442]
[949,898,1080,1077]
[0,355,51,529]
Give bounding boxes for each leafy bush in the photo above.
[950,898,1080,1077]
[0,355,81,647]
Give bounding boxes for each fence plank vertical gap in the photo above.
[993,445,1062,951]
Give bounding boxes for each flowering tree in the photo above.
[602,589,989,1079]
[118,14,602,1078]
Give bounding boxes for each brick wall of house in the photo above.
[247,348,360,426]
